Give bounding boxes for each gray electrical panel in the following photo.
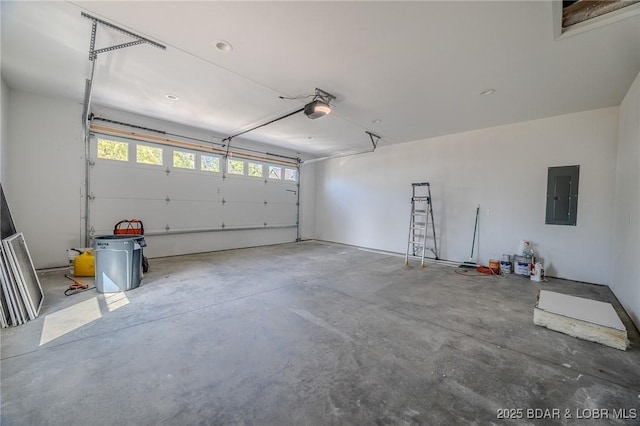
[546,165,579,226]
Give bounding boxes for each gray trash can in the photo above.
[92,235,147,293]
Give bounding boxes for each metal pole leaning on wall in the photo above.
[80,13,166,246]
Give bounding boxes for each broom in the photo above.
[459,205,479,268]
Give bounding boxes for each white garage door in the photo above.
[88,134,299,253]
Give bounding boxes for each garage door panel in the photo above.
[266,203,297,225]
[91,198,169,235]
[93,164,169,199]
[164,171,224,201]
[265,182,298,204]
[222,203,266,227]
[221,177,266,202]
[164,201,223,230]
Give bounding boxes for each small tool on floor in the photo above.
[64,274,95,296]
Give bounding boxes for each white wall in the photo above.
[612,71,640,329]
[6,90,84,268]
[314,107,619,285]
[1,76,8,182]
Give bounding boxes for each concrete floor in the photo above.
[1,241,639,425]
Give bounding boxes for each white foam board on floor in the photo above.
[537,290,625,330]
[534,290,629,350]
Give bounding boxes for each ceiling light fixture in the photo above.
[304,100,331,119]
[215,40,233,52]
[165,94,180,101]
[480,89,496,96]
[304,88,336,119]
[372,119,382,124]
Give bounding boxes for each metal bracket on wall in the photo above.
[223,137,233,159]
[81,12,166,61]
[366,131,382,150]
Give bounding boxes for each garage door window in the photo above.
[248,162,263,178]
[97,139,128,162]
[227,159,244,175]
[201,155,220,172]
[269,166,282,180]
[173,150,195,169]
[136,144,163,165]
[284,168,298,181]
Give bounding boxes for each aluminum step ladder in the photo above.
[405,182,439,267]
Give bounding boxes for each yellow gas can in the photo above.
[74,250,95,277]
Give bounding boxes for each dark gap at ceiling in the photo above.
[563,0,640,28]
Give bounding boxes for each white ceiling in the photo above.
[2,1,639,157]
